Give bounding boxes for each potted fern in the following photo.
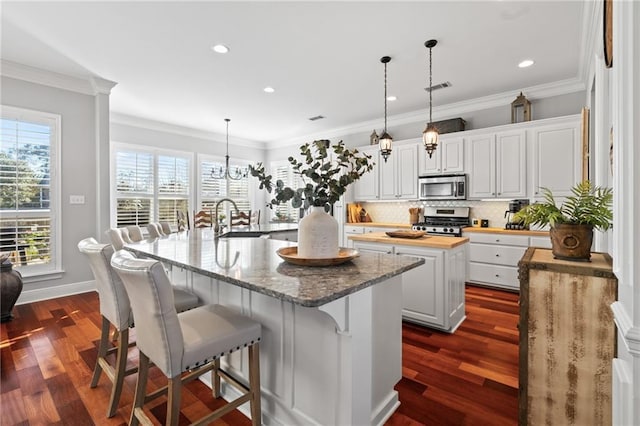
[513,181,612,261]
[250,139,373,259]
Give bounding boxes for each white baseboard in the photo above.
[17,280,96,305]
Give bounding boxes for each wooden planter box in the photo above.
[518,248,617,426]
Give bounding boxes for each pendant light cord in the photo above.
[429,46,433,125]
[384,61,388,132]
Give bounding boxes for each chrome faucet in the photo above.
[214,198,239,235]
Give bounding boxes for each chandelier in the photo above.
[379,56,393,163]
[210,118,247,180]
[423,39,439,158]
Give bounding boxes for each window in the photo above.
[112,145,191,228]
[199,157,251,220]
[0,106,61,275]
[270,161,303,223]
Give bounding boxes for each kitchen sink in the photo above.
[218,231,265,238]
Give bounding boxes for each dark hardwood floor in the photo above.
[1,285,518,425]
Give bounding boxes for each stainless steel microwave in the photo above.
[418,174,467,200]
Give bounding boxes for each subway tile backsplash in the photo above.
[359,200,510,228]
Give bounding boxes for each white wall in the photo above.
[1,76,100,299]
[609,1,640,424]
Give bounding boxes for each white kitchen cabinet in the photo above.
[353,146,380,201]
[467,130,526,199]
[419,136,465,175]
[529,118,581,198]
[344,226,399,247]
[380,143,418,200]
[464,232,529,291]
[353,240,466,332]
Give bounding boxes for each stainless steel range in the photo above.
[412,207,470,237]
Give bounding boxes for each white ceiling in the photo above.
[1,1,586,145]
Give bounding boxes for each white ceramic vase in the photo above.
[297,206,339,259]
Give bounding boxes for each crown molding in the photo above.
[110,112,265,150]
[267,77,586,150]
[0,59,116,96]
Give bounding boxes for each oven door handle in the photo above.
[453,183,458,198]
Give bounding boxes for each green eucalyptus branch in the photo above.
[249,140,374,211]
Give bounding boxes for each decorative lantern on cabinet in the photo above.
[511,92,531,123]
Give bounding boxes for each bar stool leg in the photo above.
[130,352,150,426]
[107,328,129,417]
[248,344,261,426]
[212,359,221,398]
[167,376,182,426]
[90,316,110,388]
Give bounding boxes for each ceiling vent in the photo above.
[424,81,452,92]
[308,115,325,121]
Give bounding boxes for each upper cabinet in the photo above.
[419,136,465,175]
[528,117,581,198]
[467,129,526,199]
[353,145,380,201]
[380,143,419,200]
[354,142,418,201]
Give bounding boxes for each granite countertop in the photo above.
[349,232,469,249]
[125,229,423,307]
[462,226,549,237]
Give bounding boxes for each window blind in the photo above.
[0,114,56,270]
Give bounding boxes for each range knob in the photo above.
[443,228,449,233]
[449,228,454,233]
[432,228,437,233]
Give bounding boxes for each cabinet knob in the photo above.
[495,274,500,278]
[498,192,501,195]
[387,251,393,255]
[495,254,500,257]
[492,192,495,195]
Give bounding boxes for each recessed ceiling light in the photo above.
[212,44,229,54]
[387,96,397,101]
[263,87,275,93]
[518,59,534,68]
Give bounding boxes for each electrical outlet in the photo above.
[69,195,85,205]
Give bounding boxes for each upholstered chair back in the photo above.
[126,225,144,242]
[111,251,184,377]
[146,223,162,238]
[78,238,132,331]
[106,228,126,250]
[159,221,172,235]
[119,227,133,243]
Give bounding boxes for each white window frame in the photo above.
[0,105,62,279]
[110,142,194,229]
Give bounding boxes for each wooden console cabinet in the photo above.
[518,248,617,426]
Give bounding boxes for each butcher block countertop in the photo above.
[349,232,468,249]
[462,227,549,237]
[346,222,412,228]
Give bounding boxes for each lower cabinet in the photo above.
[353,241,466,332]
[465,232,529,291]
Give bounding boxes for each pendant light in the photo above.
[379,56,393,163]
[422,39,439,158]
[210,118,247,180]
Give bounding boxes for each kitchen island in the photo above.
[125,229,424,426]
[349,232,469,333]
